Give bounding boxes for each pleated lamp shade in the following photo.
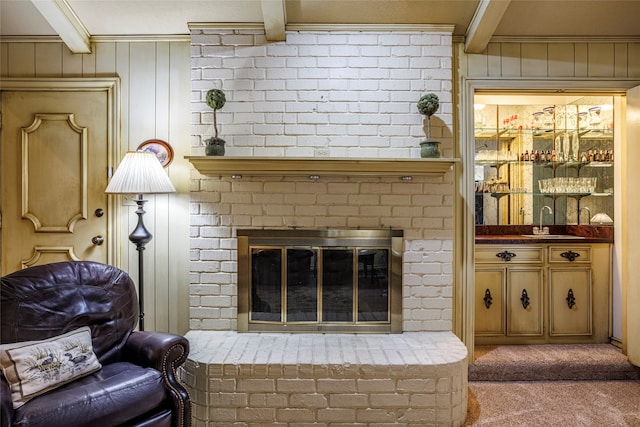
[590,213,613,225]
[105,151,176,194]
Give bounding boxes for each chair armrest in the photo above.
[124,331,191,427]
[124,331,189,371]
[1,376,14,427]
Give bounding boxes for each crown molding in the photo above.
[0,36,64,43]
[0,35,190,44]
[285,23,455,33]
[489,35,640,44]
[189,22,454,34]
[92,34,190,43]
[189,23,264,32]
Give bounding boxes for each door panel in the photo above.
[507,268,543,336]
[1,87,111,273]
[475,268,505,335]
[548,267,592,336]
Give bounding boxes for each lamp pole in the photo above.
[129,195,152,331]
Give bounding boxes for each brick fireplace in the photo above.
[183,28,467,426]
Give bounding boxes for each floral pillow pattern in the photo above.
[0,326,102,408]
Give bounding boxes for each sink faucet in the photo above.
[579,206,591,225]
[539,205,553,232]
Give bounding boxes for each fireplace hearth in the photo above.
[237,228,403,333]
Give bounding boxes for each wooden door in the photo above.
[625,85,640,366]
[0,79,118,274]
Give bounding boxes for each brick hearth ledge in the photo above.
[182,331,468,426]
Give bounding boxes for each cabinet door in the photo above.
[549,267,592,336]
[475,268,505,335]
[507,267,544,336]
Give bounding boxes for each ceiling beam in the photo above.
[261,0,286,41]
[464,0,511,54]
[30,0,91,53]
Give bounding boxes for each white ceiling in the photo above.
[2,1,640,52]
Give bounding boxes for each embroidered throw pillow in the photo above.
[0,326,102,408]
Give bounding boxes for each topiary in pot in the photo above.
[417,93,441,158]
[204,89,226,156]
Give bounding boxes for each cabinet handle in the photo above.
[566,288,576,309]
[520,289,530,309]
[496,251,516,262]
[483,289,493,309]
[560,250,581,262]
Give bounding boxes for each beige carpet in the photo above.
[470,344,640,381]
[466,345,640,426]
[466,380,640,426]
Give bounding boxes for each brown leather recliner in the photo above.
[0,261,191,427]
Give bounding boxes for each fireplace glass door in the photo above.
[238,229,402,333]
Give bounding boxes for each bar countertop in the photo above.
[475,225,614,244]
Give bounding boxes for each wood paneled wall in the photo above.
[455,40,640,349]
[459,41,640,78]
[0,40,191,334]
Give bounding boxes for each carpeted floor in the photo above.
[465,344,640,426]
[470,344,640,381]
[466,380,640,426]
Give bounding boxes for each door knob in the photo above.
[91,235,104,245]
[95,208,104,217]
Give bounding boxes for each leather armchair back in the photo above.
[1,261,139,364]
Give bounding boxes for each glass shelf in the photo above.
[475,160,613,169]
[474,128,614,140]
[474,98,615,226]
[486,192,602,199]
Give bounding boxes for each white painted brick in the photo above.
[285,32,317,45]
[347,57,379,68]
[275,408,315,423]
[266,44,298,57]
[316,33,349,45]
[356,408,399,423]
[237,407,276,422]
[198,318,232,329]
[190,29,456,343]
[289,393,328,408]
[317,408,356,423]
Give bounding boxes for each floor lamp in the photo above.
[105,151,176,330]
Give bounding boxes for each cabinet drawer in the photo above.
[476,246,544,264]
[548,246,591,263]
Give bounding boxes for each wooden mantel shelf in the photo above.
[185,156,460,177]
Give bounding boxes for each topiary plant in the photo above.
[204,89,226,155]
[206,89,226,139]
[417,93,439,141]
